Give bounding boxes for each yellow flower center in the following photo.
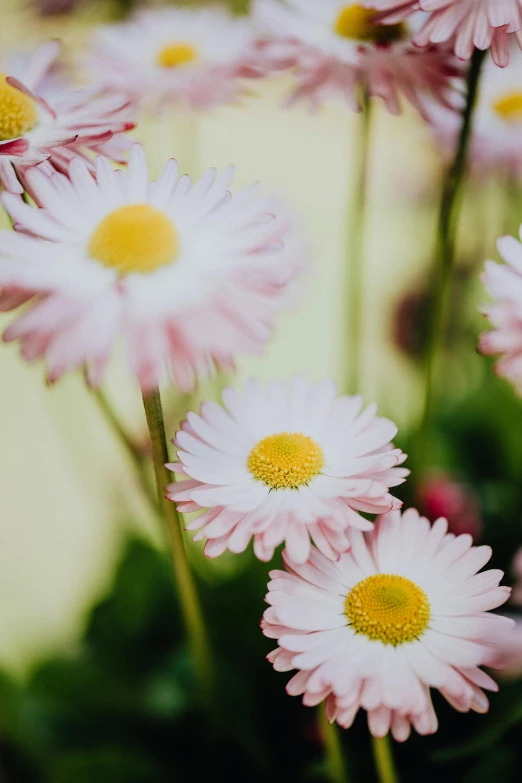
[493,92,522,122]
[345,574,430,646]
[247,432,324,489]
[334,4,405,43]
[0,73,39,142]
[156,42,198,69]
[88,204,179,275]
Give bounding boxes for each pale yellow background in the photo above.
[0,0,447,674]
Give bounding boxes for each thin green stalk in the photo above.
[417,48,486,473]
[319,709,350,783]
[93,387,157,510]
[346,90,372,396]
[141,388,215,711]
[504,169,521,237]
[372,735,399,783]
[179,110,200,180]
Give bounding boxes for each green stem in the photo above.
[372,735,399,783]
[319,709,350,783]
[93,387,157,509]
[180,110,200,180]
[346,91,372,396]
[141,388,215,711]
[417,48,486,473]
[504,169,521,237]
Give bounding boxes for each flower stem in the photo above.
[504,169,521,236]
[93,387,157,509]
[179,110,200,180]
[372,735,399,783]
[141,388,215,711]
[417,48,486,473]
[319,709,350,783]
[346,90,372,396]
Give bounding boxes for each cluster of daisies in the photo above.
[0,0,521,746]
[166,377,512,741]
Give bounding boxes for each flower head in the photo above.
[479,229,522,393]
[0,41,134,194]
[263,508,513,740]
[88,6,256,111]
[364,1,522,67]
[252,0,462,117]
[0,144,303,391]
[167,378,408,564]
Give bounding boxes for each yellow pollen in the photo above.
[88,204,179,275]
[334,4,405,43]
[493,92,522,122]
[157,42,198,69]
[0,73,39,142]
[345,574,430,646]
[247,432,324,489]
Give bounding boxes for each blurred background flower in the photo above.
[88,4,256,111]
[365,0,522,65]
[0,40,133,192]
[252,0,462,116]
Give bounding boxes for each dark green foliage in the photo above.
[0,523,521,782]
[0,539,322,782]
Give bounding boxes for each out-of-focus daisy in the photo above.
[417,471,482,539]
[167,378,408,564]
[0,41,133,194]
[0,144,303,391]
[480,229,522,393]
[88,6,256,111]
[252,0,462,117]
[365,0,522,67]
[431,49,522,177]
[263,508,513,740]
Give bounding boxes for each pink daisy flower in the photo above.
[263,508,513,740]
[0,41,134,194]
[479,230,522,393]
[0,144,303,391]
[167,378,408,565]
[430,49,522,178]
[87,6,256,111]
[251,1,462,117]
[365,1,522,67]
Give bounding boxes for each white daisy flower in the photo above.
[263,508,514,740]
[167,378,408,564]
[0,41,133,193]
[88,6,256,111]
[0,144,303,391]
[252,1,462,116]
[365,0,522,67]
[479,226,522,393]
